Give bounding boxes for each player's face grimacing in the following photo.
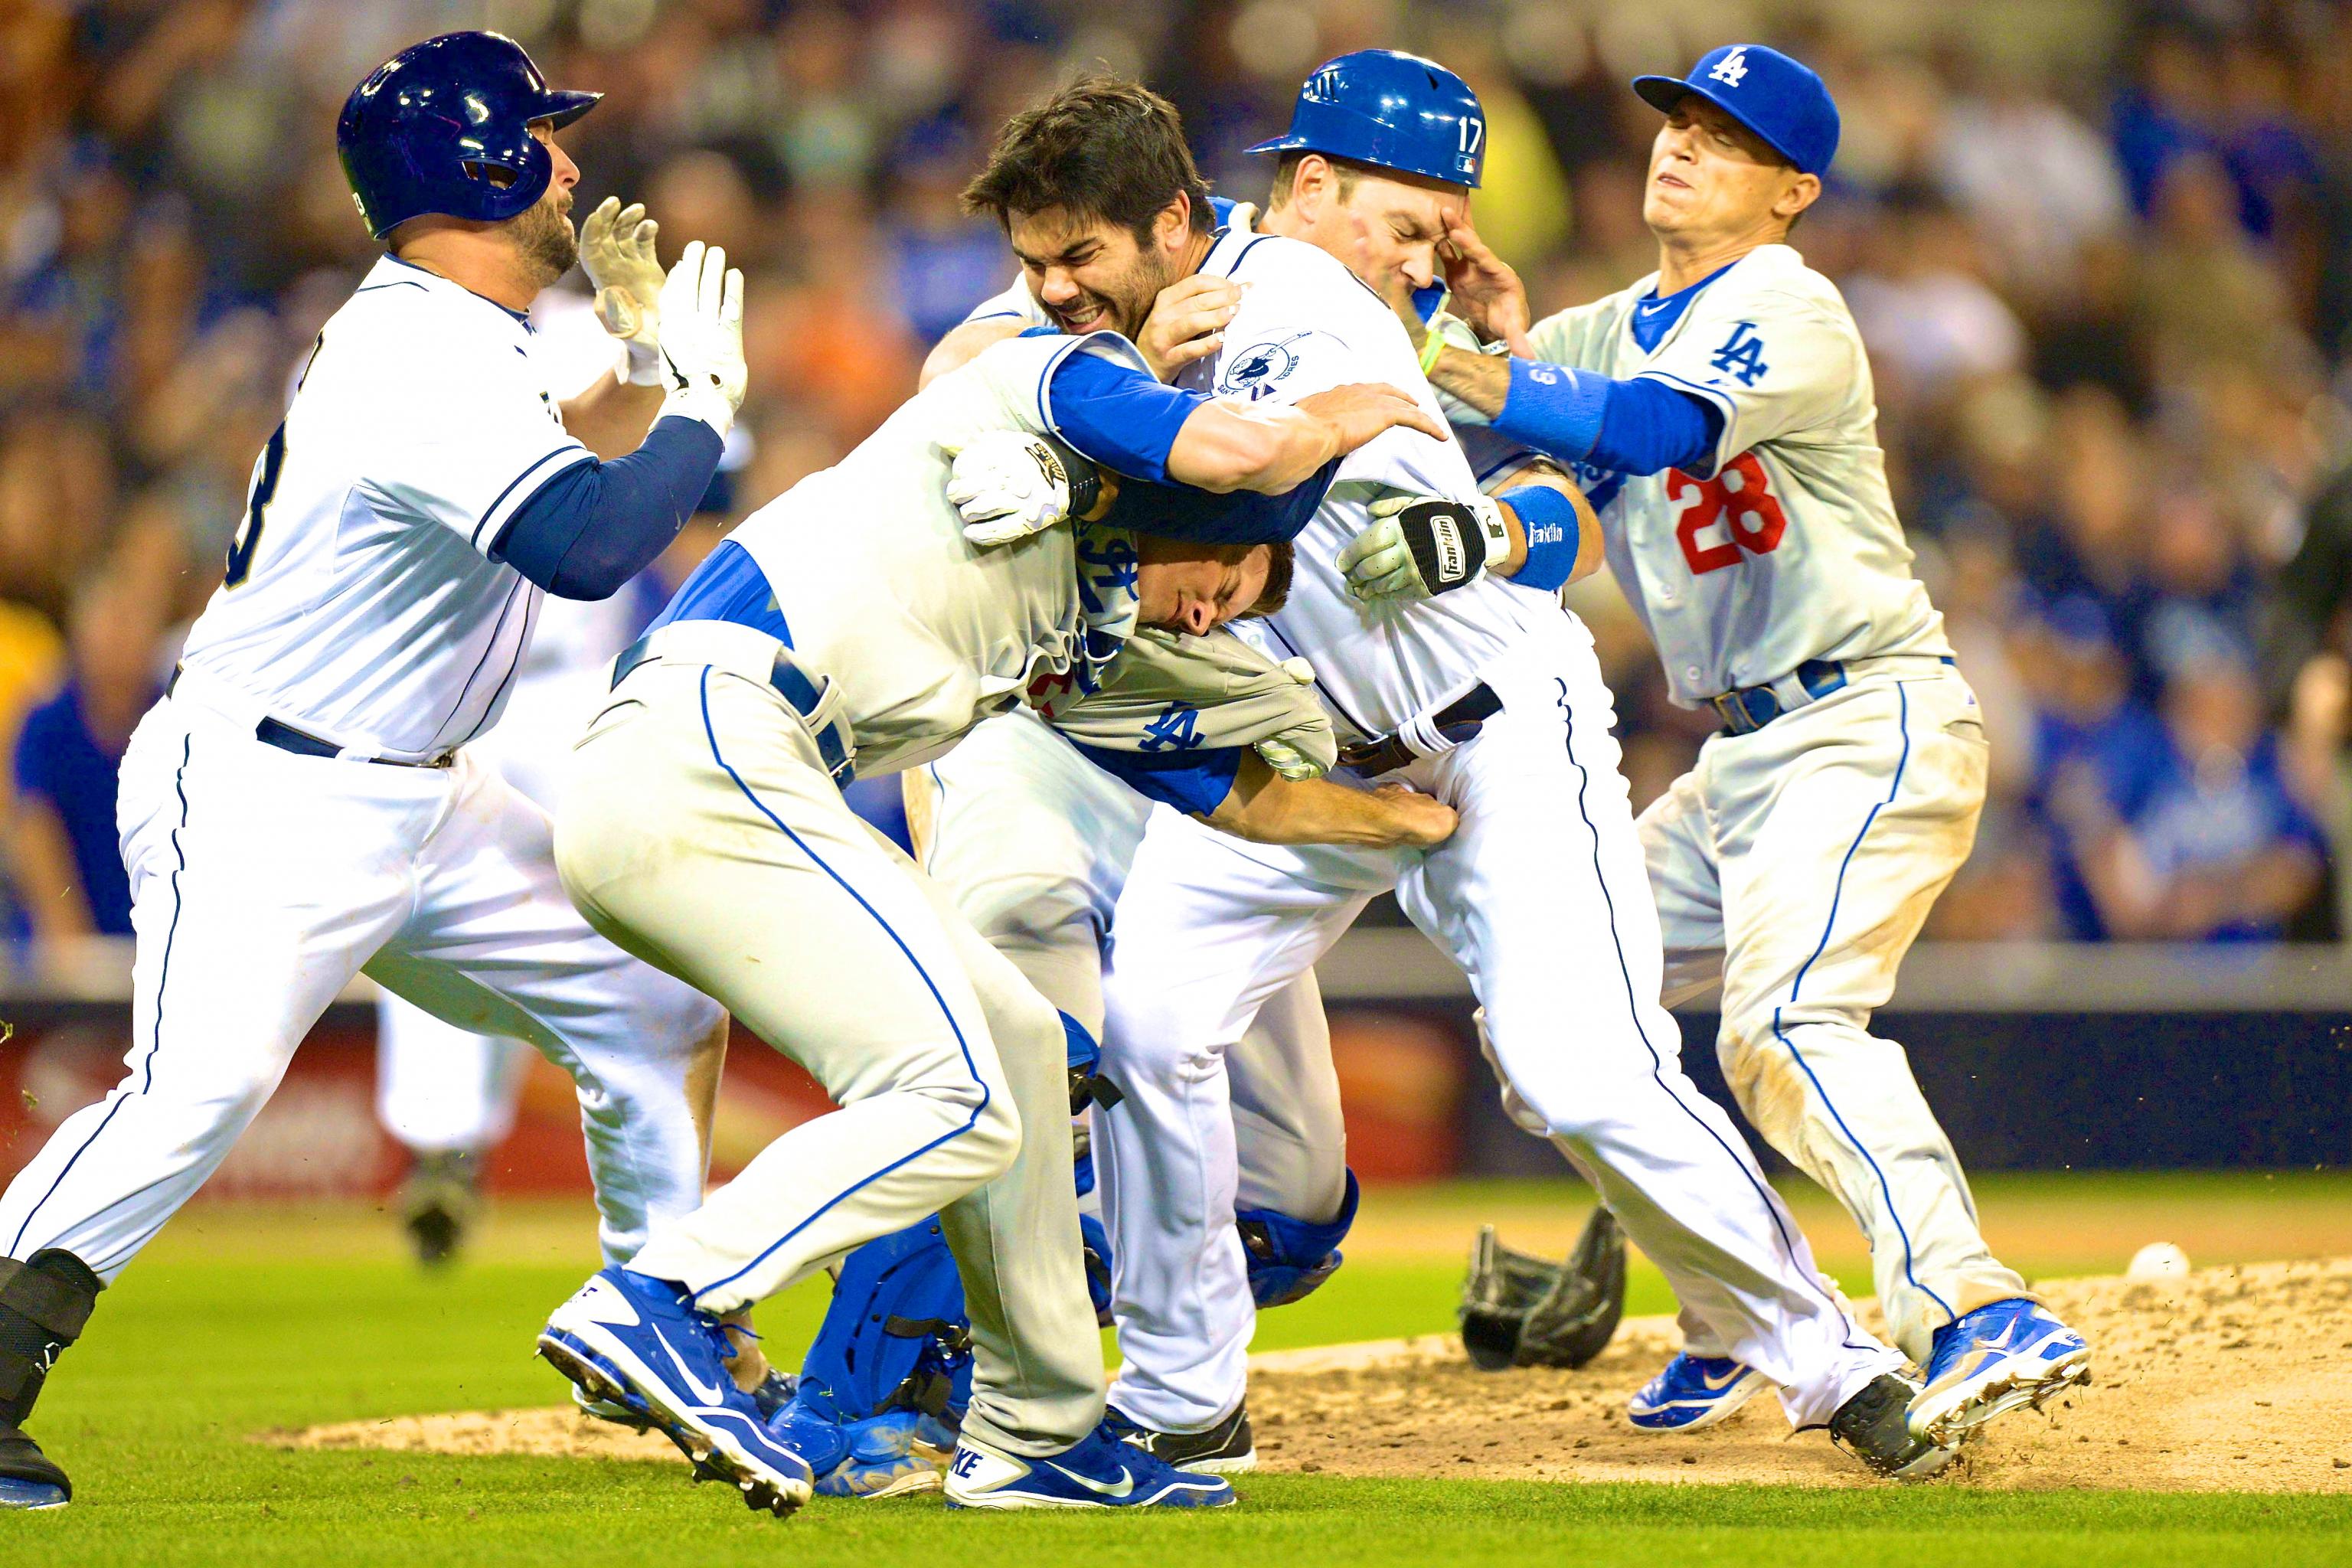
[1644,96,1816,244]
[1005,202,1189,339]
[1293,163,1469,296]
[1134,537,1277,637]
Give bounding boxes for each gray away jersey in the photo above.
[1517,243,1948,706]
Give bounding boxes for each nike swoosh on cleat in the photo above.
[1698,1365,1748,1391]
[652,1328,729,1405]
[1047,1461,1134,1498]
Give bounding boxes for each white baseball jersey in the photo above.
[727,332,1145,777]
[965,231,1566,740]
[177,254,590,760]
[1517,243,1948,705]
[1179,230,1564,737]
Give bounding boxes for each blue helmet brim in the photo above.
[536,89,601,130]
[1631,74,1807,174]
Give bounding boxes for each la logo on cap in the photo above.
[1710,47,1749,88]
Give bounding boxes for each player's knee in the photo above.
[956,1081,1022,1180]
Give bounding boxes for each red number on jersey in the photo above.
[1668,453,1788,576]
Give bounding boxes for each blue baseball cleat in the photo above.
[539,1267,815,1517]
[1626,1351,1772,1432]
[1908,1297,2091,1446]
[942,1419,1237,1510]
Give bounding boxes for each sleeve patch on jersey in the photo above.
[1707,321,1770,386]
[1215,330,1347,402]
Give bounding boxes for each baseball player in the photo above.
[531,298,1457,1516]
[916,174,1579,1471]
[1350,44,2092,1446]
[376,294,691,1267]
[0,32,750,1511]
[943,67,1956,1482]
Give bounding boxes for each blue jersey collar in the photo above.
[1628,260,1736,353]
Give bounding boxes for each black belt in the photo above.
[612,632,855,785]
[168,668,453,768]
[1708,655,1954,737]
[1337,683,1504,776]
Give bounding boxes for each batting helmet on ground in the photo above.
[337,31,601,240]
[1246,49,1486,188]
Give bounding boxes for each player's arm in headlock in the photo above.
[1051,626,1458,851]
[492,241,748,600]
[951,330,1442,549]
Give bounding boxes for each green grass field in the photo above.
[7,1172,2351,1566]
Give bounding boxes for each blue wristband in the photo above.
[1494,359,1608,463]
[1499,484,1580,593]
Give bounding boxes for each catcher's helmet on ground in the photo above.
[1247,48,1486,188]
[337,31,601,240]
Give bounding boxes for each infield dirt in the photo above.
[278,1256,2352,1492]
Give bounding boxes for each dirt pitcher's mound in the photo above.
[276,1257,2352,1491]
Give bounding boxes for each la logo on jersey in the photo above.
[1710,47,1749,88]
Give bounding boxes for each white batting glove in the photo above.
[655,240,747,438]
[1336,492,1511,603]
[580,197,666,385]
[1254,656,1327,780]
[946,430,1102,547]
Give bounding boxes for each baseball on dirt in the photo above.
[2128,1242,2190,1279]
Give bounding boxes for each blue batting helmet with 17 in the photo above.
[337,31,601,240]
[1247,49,1486,188]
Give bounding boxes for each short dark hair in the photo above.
[1243,539,1292,618]
[1266,150,1362,211]
[962,76,1214,246]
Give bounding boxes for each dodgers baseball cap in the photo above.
[1632,44,1839,178]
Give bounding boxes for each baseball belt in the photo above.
[165,665,455,769]
[1709,654,1957,737]
[610,626,856,786]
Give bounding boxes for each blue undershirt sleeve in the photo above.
[490,416,724,599]
[1070,740,1245,817]
[1044,349,1210,485]
[1492,360,1721,477]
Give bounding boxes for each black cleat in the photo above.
[1828,1374,1962,1481]
[0,1422,69,1510]
[1105,1400,1256,1474]
[401,1150,480,1268]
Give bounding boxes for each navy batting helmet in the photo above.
[1246,50,1485,189]
[337,31,600,240]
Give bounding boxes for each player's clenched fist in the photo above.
[946,430,1104,546]
[1373,783,1458,847]
[580,196,665,384]
[655,240,747,436]
[1338,493,1511,603]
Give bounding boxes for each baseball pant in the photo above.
[916,710,1348,1221]
[554,626,1102,1454]
[374,665,601,1159]
[1643,662,2027,1362]
[1099,623,1903,1432]
[0,672,727,1279]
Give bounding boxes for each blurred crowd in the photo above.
[3,0,2351,947]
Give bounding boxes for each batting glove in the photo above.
[946,430,1102,547]
[1253,656,1328,780]
[1336,493,1510,603]
[580,197,666,385]
[655,240,747,438]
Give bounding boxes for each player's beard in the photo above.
[511,191,579,286]
[1046,249,1171,341]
